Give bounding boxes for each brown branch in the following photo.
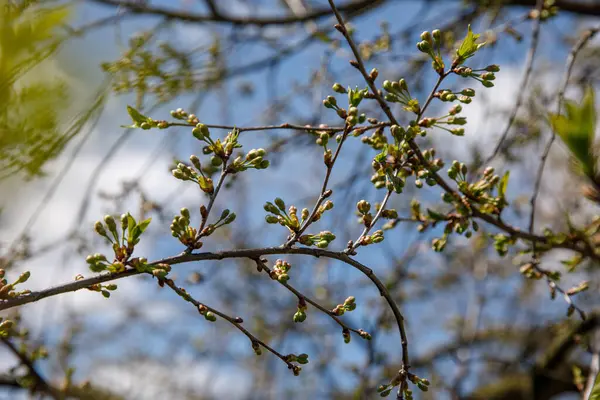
[0,247,406,345]
[503,0,600,16]
[0,337,61,399]
[89,0,380,26]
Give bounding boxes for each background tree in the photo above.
[1,0,600,399]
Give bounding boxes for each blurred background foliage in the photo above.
[0,0,600,399]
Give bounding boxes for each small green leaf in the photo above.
[498,171,509,199]
[126,213,137,242]
[137,218,152,235]
[427,209,446,221]
[549,87,597,177]
[455,25,485,65]
[126,105,150,127]
[590,369,600,400]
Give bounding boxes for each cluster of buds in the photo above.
[86,253,112,273]
[378,373,430,398]
[228,148,269,173]
[358,230,384,246]
[170,107,199,125]
[323,87,368,126]
[450,163,509,215]
[360,126,388,150]
[0,317,14,337]
[91,213,152,273]
[284,353,309,365]
[298,231,336,249]
[382,79,420,114]
[172,159,214,194]
[417,29,445,74]
[332,296,356,316]
[294,297,307,323]
[434,87,475,105]
[421,105,466,136]
[270,259,292,283]
[85,279,118,298]
[197,304,217,322]
[454,64,498,88]
[0,269,31,300]
[408,373,431,393]
[265,198,301,232]
[370,143,410,194]
[530,0,559,20]
[265,197,332,232]
[170,207,199,248]
[493,233,516,257]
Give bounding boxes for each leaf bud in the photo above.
[332,83,346,93]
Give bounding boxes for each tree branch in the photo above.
[89,0,381,26]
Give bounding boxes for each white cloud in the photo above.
[92,358,251,399]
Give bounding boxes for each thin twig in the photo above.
[90,0,379,27]
[482,0,545,166]
[348,190,392,253]
[196,168,228,238]
[0,337,60,399]
[285,124,351,247]
[253,258,366,337]
[528,26,600,245]
[161,277,300,373]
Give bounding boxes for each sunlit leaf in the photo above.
[549,87,597,177]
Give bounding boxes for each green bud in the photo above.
[104,215,117,232]
[357,200,371,214]
[432,29,441,42]
[316,240,329,248]
[332,83,346,93]
[223,213,236,225]
[94,221,107,236]
[481,80,494,88]
[258,160,270,169]
[293,310,306,323]
[485,64,500,72]
[382,80,393,92]
[274,198,286,211]
[420,31,432,42]
[180,208,190,219]
[205,311,217,322]
[17,271,31,284]
[461,88,475,97]
[399,78,407,91]
[417,40,432,53]
[140,122,151,130]
[211,156,223,166]
[265,215,279,224]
